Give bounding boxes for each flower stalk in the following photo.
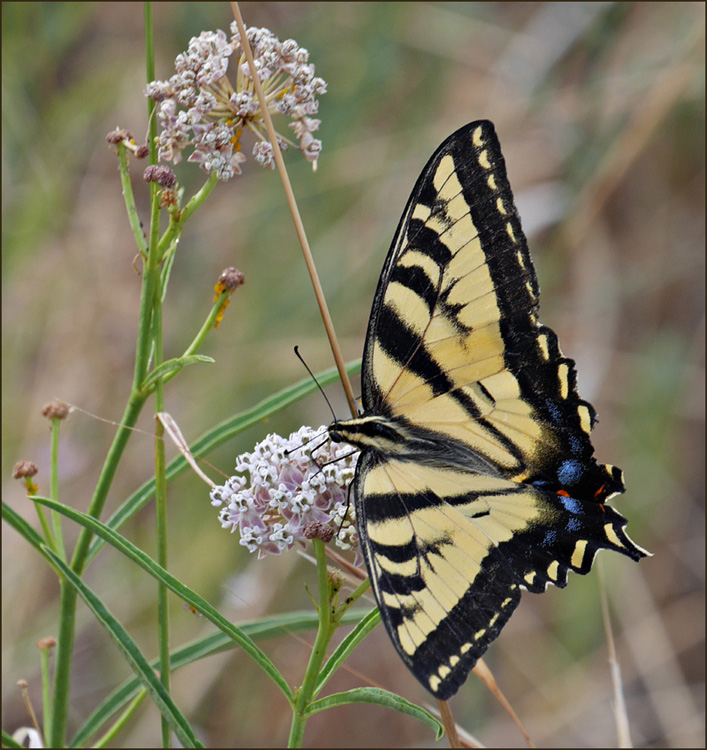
[288,538,333,748]
[46,411,67,560]
[230,2,358,417]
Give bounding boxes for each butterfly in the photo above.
[328,121,648,700]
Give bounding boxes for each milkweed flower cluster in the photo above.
[211,426,359,559]
[145,24,326,181]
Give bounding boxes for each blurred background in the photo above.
[2,2,704,747]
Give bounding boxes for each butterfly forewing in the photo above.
[365,122,596,487]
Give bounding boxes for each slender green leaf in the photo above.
[91,688,146,749]
[2,501,45,551]
[305,687,443,740]
[34,496,293,705]
[1,729,24,748]
[315,608,381,696]
[142,354,214,391]
[85,360,361,566]
[71,608,370,747]
[40,546,203,748]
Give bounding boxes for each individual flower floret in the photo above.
[211,426,358,559]
[145,25,326,181]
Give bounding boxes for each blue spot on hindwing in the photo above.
[559,494,582,514]
[557,459,584,486]
[542,529,558,547]
[566,517,581,532]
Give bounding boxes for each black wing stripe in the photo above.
[364,486,520,524]
[375,304,453,397]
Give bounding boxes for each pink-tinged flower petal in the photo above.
[146,25,326,180]
[210,425,358,559]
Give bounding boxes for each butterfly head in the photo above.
[329,415,412,454]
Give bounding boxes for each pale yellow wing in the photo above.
[355,453,645,699]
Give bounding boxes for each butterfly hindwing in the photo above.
[354,453,643,699]
[330,120,648,699]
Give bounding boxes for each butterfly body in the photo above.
[329,121,647,700]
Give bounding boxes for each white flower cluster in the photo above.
[211,426,358,559]
[145,25,326,180]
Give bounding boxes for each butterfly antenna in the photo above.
[284,427,330,459]
[294,346,337,423]
[337,479,355,537]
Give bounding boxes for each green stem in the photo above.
[50,391,147,748]
[145,2,156,166]
[158,290,229,390]
[152,285,171,748]
[337,577,371,619]
[145,13,172,743]
[50,229,157,745]
[183,290,230,357]
[288,539,333,748]
[52,234,155,745]
[92,690,147,749]
[69,392,148,575]
[117,142,148,258]
[32,499,54,553]
[50,580,75,748]
[133,147,164,394]
[40,643,53,744]
[156,172,218,262]
[49,416,66,559]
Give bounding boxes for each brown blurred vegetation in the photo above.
[2,3,704,747]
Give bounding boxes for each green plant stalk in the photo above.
[50,581,76,748]
[184,290,230,356]
[134,173,163,382]
[50,10,174,742]
[157,172,218,261]
[147,15,173,742]
[52,68,166,743]
[50,267,163,745]
[49,416,66,559]
[336,578,371,620]
[152,292,172,748]
[172,171,218,229]
[116,143,148,258]
[50,389,148,747]
[40,642,53,744]
[288,539,334,748]
[146,20,173,737]
[159,290,230,390]
[145,2,156,168]
[92,689,148,749]
[32,496,54,553]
